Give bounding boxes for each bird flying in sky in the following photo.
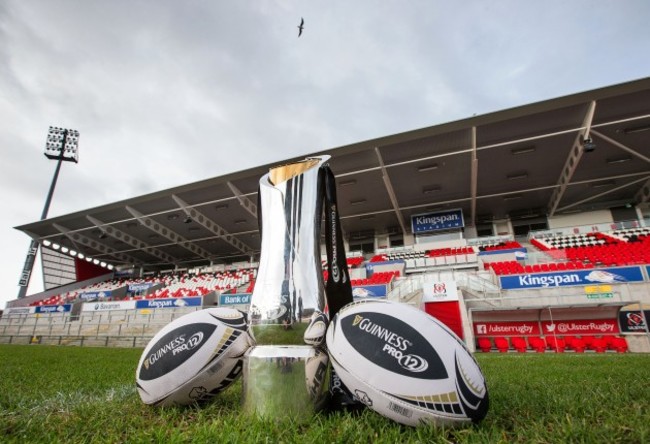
[298,18,304,37]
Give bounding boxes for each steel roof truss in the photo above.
[547,101,597,216]
[125,205,213,260]
[226,181,258,218]
[634,177,650,204]
[86,215,177,264]
[171,194,252,254]
[557,175,650,213]
[590,129,650,164]
[470,127,478,227]
[51,223,141,265]
[375,147,407,235]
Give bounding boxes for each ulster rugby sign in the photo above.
[474,321,540,337]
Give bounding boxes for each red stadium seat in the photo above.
[494,337,509,353]
[477,337,492,353]
[611,337,628,353]
[563,336,576,348]
[546,336,566,353]
[511,337,527,353]
[528,337,546,353]
[591,338,607,353]
[571,338,586,353]
[602,336,616,350]
[582,335,596,349]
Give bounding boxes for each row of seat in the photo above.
[373,247,480,267]
[555,241,650,267]
[30,270,254,306]
[346,257,364,268]
[532,232,616,250]
[351,270,400,286]
[478,241,523,251]
[426,246,476,257]
[610,227,650,243]
[478,335,628,353]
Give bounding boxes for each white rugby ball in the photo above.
[303,311,328,346]
[136,307,253,406]
[326,299,489,427]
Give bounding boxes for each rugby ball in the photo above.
[303,311,328,346]
[326,299,489,427]
[136,307,253,406]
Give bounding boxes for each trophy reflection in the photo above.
[242,156,331,420]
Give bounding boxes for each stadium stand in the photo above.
[4,228,648,352]
[26,270,253,306]
[5,80,650,353]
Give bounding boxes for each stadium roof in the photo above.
[15,78,650,270]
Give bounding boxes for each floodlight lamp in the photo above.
[52,243,60,250]
[86,257,92,262]
[61,247,69,253]
[581,135,596,153]
[69,250,77,256]
[42,240,51,247]
[93,259,100,265]
[107,264,114,270]
[100,261,107,267]
[77,253,84,259]
[44,126,80,163]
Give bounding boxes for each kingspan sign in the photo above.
[135,297,202,309]
[35,304,72,314]
[499,266,644,290]
[411,209,464,234]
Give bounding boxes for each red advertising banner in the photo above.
[473,321,540,337]
[541,319,619,335]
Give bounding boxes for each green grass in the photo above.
[1,346,649,443]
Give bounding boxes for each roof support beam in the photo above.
[227,181,258,218]
[556,175,650,213]
[171,194,252,254]
[547,100,597,217]
[52,223,141,265]
[86,215,177,264]
[590,129,650,164]
[125,206,213,260]
[375,147,408,235]
[634,177,650,204]
[469,126,478,227]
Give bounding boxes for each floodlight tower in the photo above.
[17,127,80,299]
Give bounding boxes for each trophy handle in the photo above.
[321,165,353,318]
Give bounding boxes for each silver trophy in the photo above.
[242,156,333,420]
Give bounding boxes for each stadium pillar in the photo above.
[17,128,79,299]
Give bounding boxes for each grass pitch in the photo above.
[1,345,649,443]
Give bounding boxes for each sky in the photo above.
[1,0,649,309]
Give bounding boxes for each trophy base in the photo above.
[242,345,329,421]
